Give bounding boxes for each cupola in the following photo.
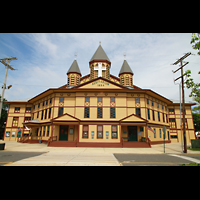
[119,59,134,87]
[89,42,111,80]
[67,59,82,87]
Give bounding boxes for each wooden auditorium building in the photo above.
[3,44,196,147]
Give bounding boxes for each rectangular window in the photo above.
[163,113,165,122]
[112,125,118,139]
[110,107,115,118]
[14,107,20,113]
[169,108,175,114]
[135,97,140,103]
[169,118,176,128]
[97,107,102,118]
[147,99,149,104]
[41,110,44,120]
[97,125,103,138]
[12,117,19,127]
[26,107,31,113]
[157,103,159,108]
[159,129,162,138]
[136,108,141,117]
[47,125,50,137]
[84,107,90,118]
[46,99,48,105]
[166,114,168,123]
[58,107,63,116]
[44,109,47,119]
[82,125,88,138]
[43,101,45,106]
[110,97,115,102]
[39,127,42,136]
[43,126,46,136]
[59,97,64,103]
[152,110,155,121]
[37,111,39,118]
[85,97,90,102]
[158,111,160,121]
[38,103,40,108]
[24,117,31,122]
[98,97,102,102]
[154,128,156,138]
[50,98,52,104]
[147,109,150,119]
[48,108,51,118]
[151,101,154,106]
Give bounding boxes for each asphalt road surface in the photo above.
[114,154,200,166]
[0,151,47,166]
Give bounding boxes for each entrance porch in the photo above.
[121,125,151,148]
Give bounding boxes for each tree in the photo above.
[192,113,200,132]
[190,33,200,56]
[0,96,8,139]
[185,70,200,104]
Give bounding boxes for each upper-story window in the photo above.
[14,107,20,113]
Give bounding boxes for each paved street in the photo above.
[114,154,200,166]
[0,151,46,166]
[1,141,200,166]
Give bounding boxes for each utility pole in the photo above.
[172,52,191,153]
[0,57,17,118]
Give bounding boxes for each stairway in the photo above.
[123,142,151,148]
[48,141,77,147]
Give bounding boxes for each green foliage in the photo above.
[185,70,200,104]
[192,113,200,132]
[180,163,200,166]
[0,96,8,139]
[190,33,200,56]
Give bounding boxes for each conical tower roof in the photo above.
[67,59,81,76]
[119,60,134,76]
[90,44,110,63]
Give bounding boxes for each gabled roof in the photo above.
[67,59,81,76]
[120,113,148,123]
[89,44,110,63]
[119,60,134,76]
[71,76,130,90]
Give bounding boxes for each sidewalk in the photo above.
[1,141,199,166]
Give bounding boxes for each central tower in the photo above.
[89,43,111,80]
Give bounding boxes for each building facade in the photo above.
[3,44,196,147]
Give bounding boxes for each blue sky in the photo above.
[0,33,199,102]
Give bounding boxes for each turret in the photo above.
[89,42,111,80]
[119,59,134,87]
[67,59,82,87]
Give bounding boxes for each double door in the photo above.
[59,125,68,141]
[128,126,137,141]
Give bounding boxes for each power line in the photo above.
[172,52,191,154]
[0,57,17,118]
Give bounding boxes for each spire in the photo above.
[90,43,110,63]
[119,59,134,76]
[67,59,81,76]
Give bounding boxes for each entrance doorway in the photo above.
[59,125,68,141]
[128,126,137,141]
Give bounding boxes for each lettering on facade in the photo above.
[92,80,109,87]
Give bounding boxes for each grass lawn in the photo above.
[180,163,200,166]
[187,147,200,151]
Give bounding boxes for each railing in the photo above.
[48,136,57,146]
[18,135,29,143]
